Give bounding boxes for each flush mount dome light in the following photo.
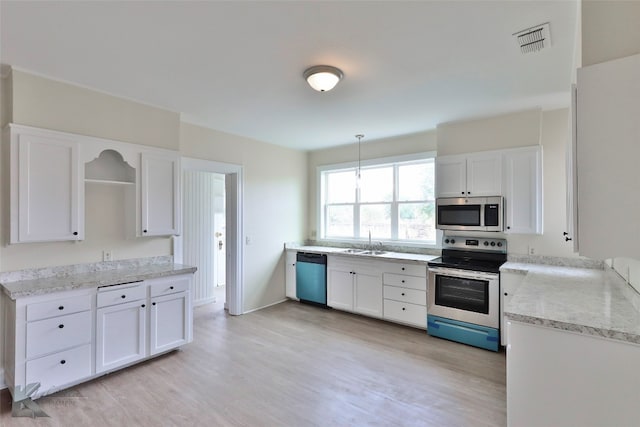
[303,65,343,92]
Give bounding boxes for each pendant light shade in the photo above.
[304,65,343,92]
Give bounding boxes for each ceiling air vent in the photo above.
[513,22,551,54]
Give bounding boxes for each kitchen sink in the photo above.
[360,250,387,255]
[342,248,366,254]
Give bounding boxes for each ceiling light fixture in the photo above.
[303,65,343,92]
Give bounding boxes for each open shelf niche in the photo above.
[85,149,136,185]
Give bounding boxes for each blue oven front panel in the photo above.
[427,314,499,352]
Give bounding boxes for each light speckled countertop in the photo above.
[1,262,197,300]
[502,262,640,345]
[286,244,438,263]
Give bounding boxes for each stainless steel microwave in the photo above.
[436,196,503,232]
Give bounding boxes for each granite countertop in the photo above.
[1,261,197,300]
[287,244,438,263]
[502,262,640,345]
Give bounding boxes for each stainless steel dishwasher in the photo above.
[295,252,327,306]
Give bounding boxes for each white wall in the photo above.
[180,122,307,312]
[307,130,437,240]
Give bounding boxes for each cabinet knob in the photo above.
[152,302,156,306]
[507,226,511,230]
[563,232,569,236]
[402,307,406,311]
[565,236,573,242]
[58,305,64,310]
[401,267,405,271]
[143,229,148,233]
[461,191,465,195]
[170,286,174,290]
[504,292,508,296]
[60,360,66,365]
[73,232,78,236]
[58,324,64,329]
[401,293,405,296]
[401,280,405,283]
[141,304,146,308]
[121,295,126,299]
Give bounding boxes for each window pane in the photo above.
[360,167,393,203]
[360,204,391,239]
[326,205,354,237]
[398,202,435,241]
[398,162,434,201]
[327,171,355,203]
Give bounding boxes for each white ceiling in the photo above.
[0,1,578,150]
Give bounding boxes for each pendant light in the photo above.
[355,134,364,190]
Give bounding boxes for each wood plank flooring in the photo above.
[0,300,506,426]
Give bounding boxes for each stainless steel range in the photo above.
[427,235,507,351]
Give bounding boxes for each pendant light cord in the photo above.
[355,134,364,182]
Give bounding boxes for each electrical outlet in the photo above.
[245,236,251,245]
[528,246,536,255]
[103,250,113,262]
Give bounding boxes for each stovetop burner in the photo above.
[427,236,507,274]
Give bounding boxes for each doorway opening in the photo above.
[177,158,243,315]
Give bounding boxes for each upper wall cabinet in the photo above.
[140,151,181,236]
[436,151,502,198]
[576,53,640,260]
[8,126,84,243]
[503,146,542,235]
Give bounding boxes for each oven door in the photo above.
[427,267,499,329]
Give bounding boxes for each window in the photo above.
[320,155,436,244]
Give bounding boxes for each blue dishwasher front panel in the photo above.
[296,253,327,305]
[427,315,499,352]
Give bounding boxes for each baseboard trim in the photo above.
[193,297,216,307]
[242,298,287,314]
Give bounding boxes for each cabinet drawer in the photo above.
[149,276,190,297]
[97,283,146,308]
[383,273,426,291]
[383,299,427,328]
[383,285,426,305]
[26,344,92,397]
[26,311,92,359]
[383,263,426,277]
[27,294,92,322]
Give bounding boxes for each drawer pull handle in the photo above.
[152,302,156,306]
[401,280,405,283]
[141,304,146,308]
[170,286,174,290]
[60,360,66,365]
[401,293,405,296]
[402,307,406,311]
[121,295,126,299]
[58,324,64,329]
[402,267,405,271]
[58,305,64,310]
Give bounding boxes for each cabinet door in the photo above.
[503,147,542,234]
[327,268,354,311]
[353,271,383,318]
[96,300,147,373]
[150,292,190,355]
[500,271,526,346]
[13,132,83,243]
[141,151,180,236]
[435,155,466,198]
[285,251,297,299]
[466,152,502,196]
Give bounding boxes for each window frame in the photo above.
[317,151,437,247]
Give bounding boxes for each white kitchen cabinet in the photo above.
[436,151,502,198]
[8,125,84,243]
[95,283,147,373]
[506,320,640,427]
[575,53,640,260]
[327,256,382,318]
[148,275,193,355]
[502,146,542,234]
[141,151,181,236]
[499,271,525,346]
[285,250,297,299]
[381,261,427,328]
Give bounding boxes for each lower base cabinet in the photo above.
[3,273,193,400]
[327,256,382,318]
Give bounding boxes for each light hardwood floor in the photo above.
[1,300,506,426]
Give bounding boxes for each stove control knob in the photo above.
[490,241,496,246]
[483,241,489,246]
[497,242,503,247]
[444,239,450,244]
[450,239,455,244]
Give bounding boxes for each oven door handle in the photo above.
[428,267,498,282]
